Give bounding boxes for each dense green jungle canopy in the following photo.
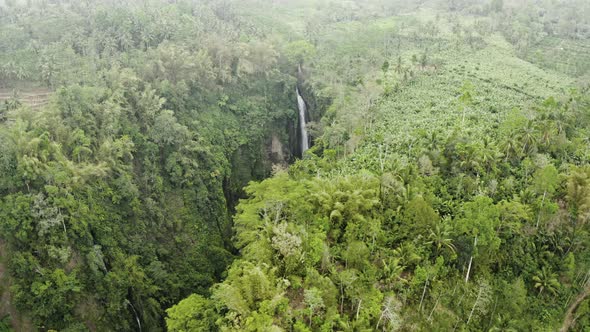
[0,0,589,331]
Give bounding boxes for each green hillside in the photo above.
[1,0,589,331]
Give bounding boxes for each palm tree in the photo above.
[393,242,421,267]
[395,55,403,74]
[549,106,570,136]
[427,219,456,256]
[424,130,442,154]
[478,137,500,173]
[500,134,520,162]
[535,116,556,151]
[459,143,482,176]
[489,314,519,332]
[533,266,560,296]
[564,168,590,254]
[518,121,538,155]
[566,169,590,217]
[381,258,406,287]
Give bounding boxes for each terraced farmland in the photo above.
[0,89,51,110]
[527,37,590,77]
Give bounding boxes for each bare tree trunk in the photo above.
[465,236,477,283]
[452,289,468,331]
[465,256,473,283]
[428,293,441,321]
[419,275,429,312]
[487,296,498,331]
[536,191,546,228]
[58,208,67,238]
[356,299,362,320]
[340,284,344,314]
[376,312,384,331]
[466,285,483,326]
[378,144,389,173]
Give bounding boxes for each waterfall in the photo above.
[125,299,142,332]
[296,87,309,154]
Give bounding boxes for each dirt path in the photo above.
[560,284,590,332]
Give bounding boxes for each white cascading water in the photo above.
[296,87,309,154]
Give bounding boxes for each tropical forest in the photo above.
[0,0,589,331]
